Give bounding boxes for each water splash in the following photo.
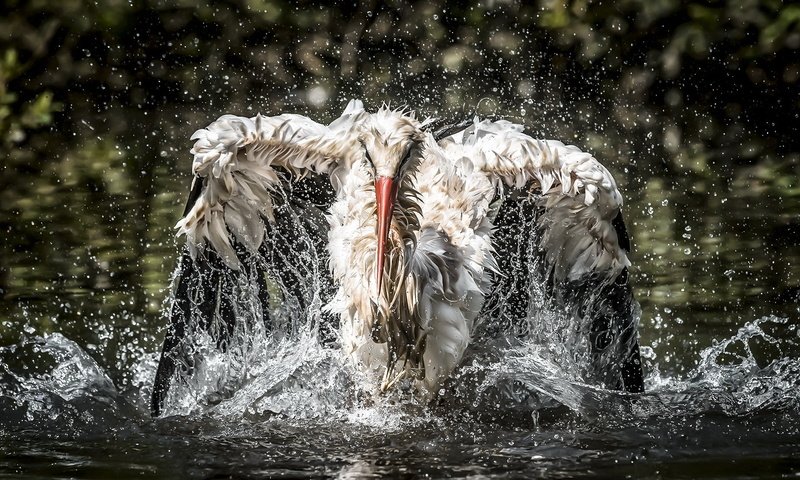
[0,333,135,434]
[639,316,800,417]
[4,315,798,439]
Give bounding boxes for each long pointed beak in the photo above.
[375,175,397,295]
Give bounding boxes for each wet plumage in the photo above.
[151,100,644,416]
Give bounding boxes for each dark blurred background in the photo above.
[1,0,798,382]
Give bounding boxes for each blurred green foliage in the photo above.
[0,49,59,149]
[1,0,797,164]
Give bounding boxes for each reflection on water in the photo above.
[2,89,800,480]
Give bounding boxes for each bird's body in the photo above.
[328,126,495,393]
[151,100,643,415]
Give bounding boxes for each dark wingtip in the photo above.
[150,363,170,417]
[149,248,195,418]
[607,216,643,392]
[151,177,205,416]
[430,103,478,142]
[612,210,631,253]
[621,349,646,394]
[432,118,473,142]
[182,176,204,217]
[150,177,202,418]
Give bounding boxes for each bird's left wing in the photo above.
[439,119,644,393]
[151,102,365,416]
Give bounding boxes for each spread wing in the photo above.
[439,119,644,393]
[150,101,366,416]
[177,102,365,266]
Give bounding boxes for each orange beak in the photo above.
[375,175,397,295]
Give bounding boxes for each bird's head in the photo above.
[358,109,427,295]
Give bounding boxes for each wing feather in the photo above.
[439,119,644,393]
[440,119,629,283]
[179,107,364,268]
[152,104,359,416]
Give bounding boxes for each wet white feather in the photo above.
[177,104,365,269]
[174,101,630,398]
[440,118,629,283]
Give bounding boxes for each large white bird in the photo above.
[150,100,644,416]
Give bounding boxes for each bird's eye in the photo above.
[364,148,374,168]
[399,148,413,166]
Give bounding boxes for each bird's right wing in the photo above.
[151,101,366,416]
[178,102,366,267]
[439,119,644,393]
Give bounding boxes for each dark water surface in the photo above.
[2,18,800,474]
[2,103,799,477]
[2,316,800,479]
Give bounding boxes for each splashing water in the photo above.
[3,235,799,425]
[2,191,800,477]
[0,333,132,434]
[2,312,799,476]
[3,294,800,480]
